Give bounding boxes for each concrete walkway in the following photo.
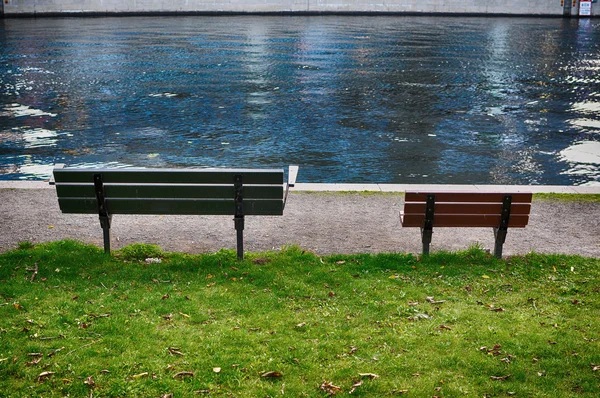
[2,181,600,193]
[1,181,599,257]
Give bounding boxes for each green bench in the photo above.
[400,191,532,258]
[51,164,299,259]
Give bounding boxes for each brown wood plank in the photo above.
[58,198,283,216]
[401,213,529,228]
[403,202,531,215]
[404,191,532,203]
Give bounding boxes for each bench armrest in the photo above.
[283,165,299,209]
[288,165,299,187]
[49,163,65,185]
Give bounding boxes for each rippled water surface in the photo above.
[1,16,600,184]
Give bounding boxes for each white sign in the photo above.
[580,0,592,16]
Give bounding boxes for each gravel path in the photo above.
[1,186,599,257]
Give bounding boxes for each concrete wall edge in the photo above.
[2,11,573,18]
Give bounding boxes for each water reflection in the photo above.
[560,141,600,185]
[0,16,599,184]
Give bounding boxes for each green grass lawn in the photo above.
[1,241,599,397]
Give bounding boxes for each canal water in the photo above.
[1,16,599,185]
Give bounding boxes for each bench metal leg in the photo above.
[420,194,435,256]
[94,173,112,255]
[233,174,245,260]
[494,195,512,259]
[421,227,432,256]
[99,215,112,254]
[493,227,507,259]
[235,215,244,260]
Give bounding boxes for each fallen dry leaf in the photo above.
[591,364,600,371]
[489,307,505,312]
[27,353,43,357]
[408,313,431,321]
[296,322,306,328]
[426,296,446,304]
[261,371,283,378]
[26,358,42,366]
[132,372,149,379]
[161,394,174,398]
[349,346,358,355]
[358,373,379,380]
[47,347,65,358]
[393,389,409,394]
[439,324,452,331]
[38,371,56,383]
[173,371,194,378]
[490,374,511,381]
[320,381,343,395]
[547,340,557,345]
[84,376,95,387]
[168,347,184,356]
[480,345,503,356]
[349,379,363,394]
[213,367,221,373]
[407,301,419,306]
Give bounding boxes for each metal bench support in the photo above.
[493,195,512,259]
[93,173,112,254]
[234,174,245,260]
[420,194,435,255]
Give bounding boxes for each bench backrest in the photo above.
[401,191,532,228]
[53,166,286,216]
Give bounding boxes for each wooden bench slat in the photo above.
[405,192,533,203]
[401,214,529,228]
[403,202,531,215]
[55,183,283,200]
[58,198,284,216]
[53,168,284,185]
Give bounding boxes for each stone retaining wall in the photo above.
[1,0,593,17]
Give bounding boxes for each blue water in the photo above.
[1,16,600,184]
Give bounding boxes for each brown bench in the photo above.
[400,191,532,258]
